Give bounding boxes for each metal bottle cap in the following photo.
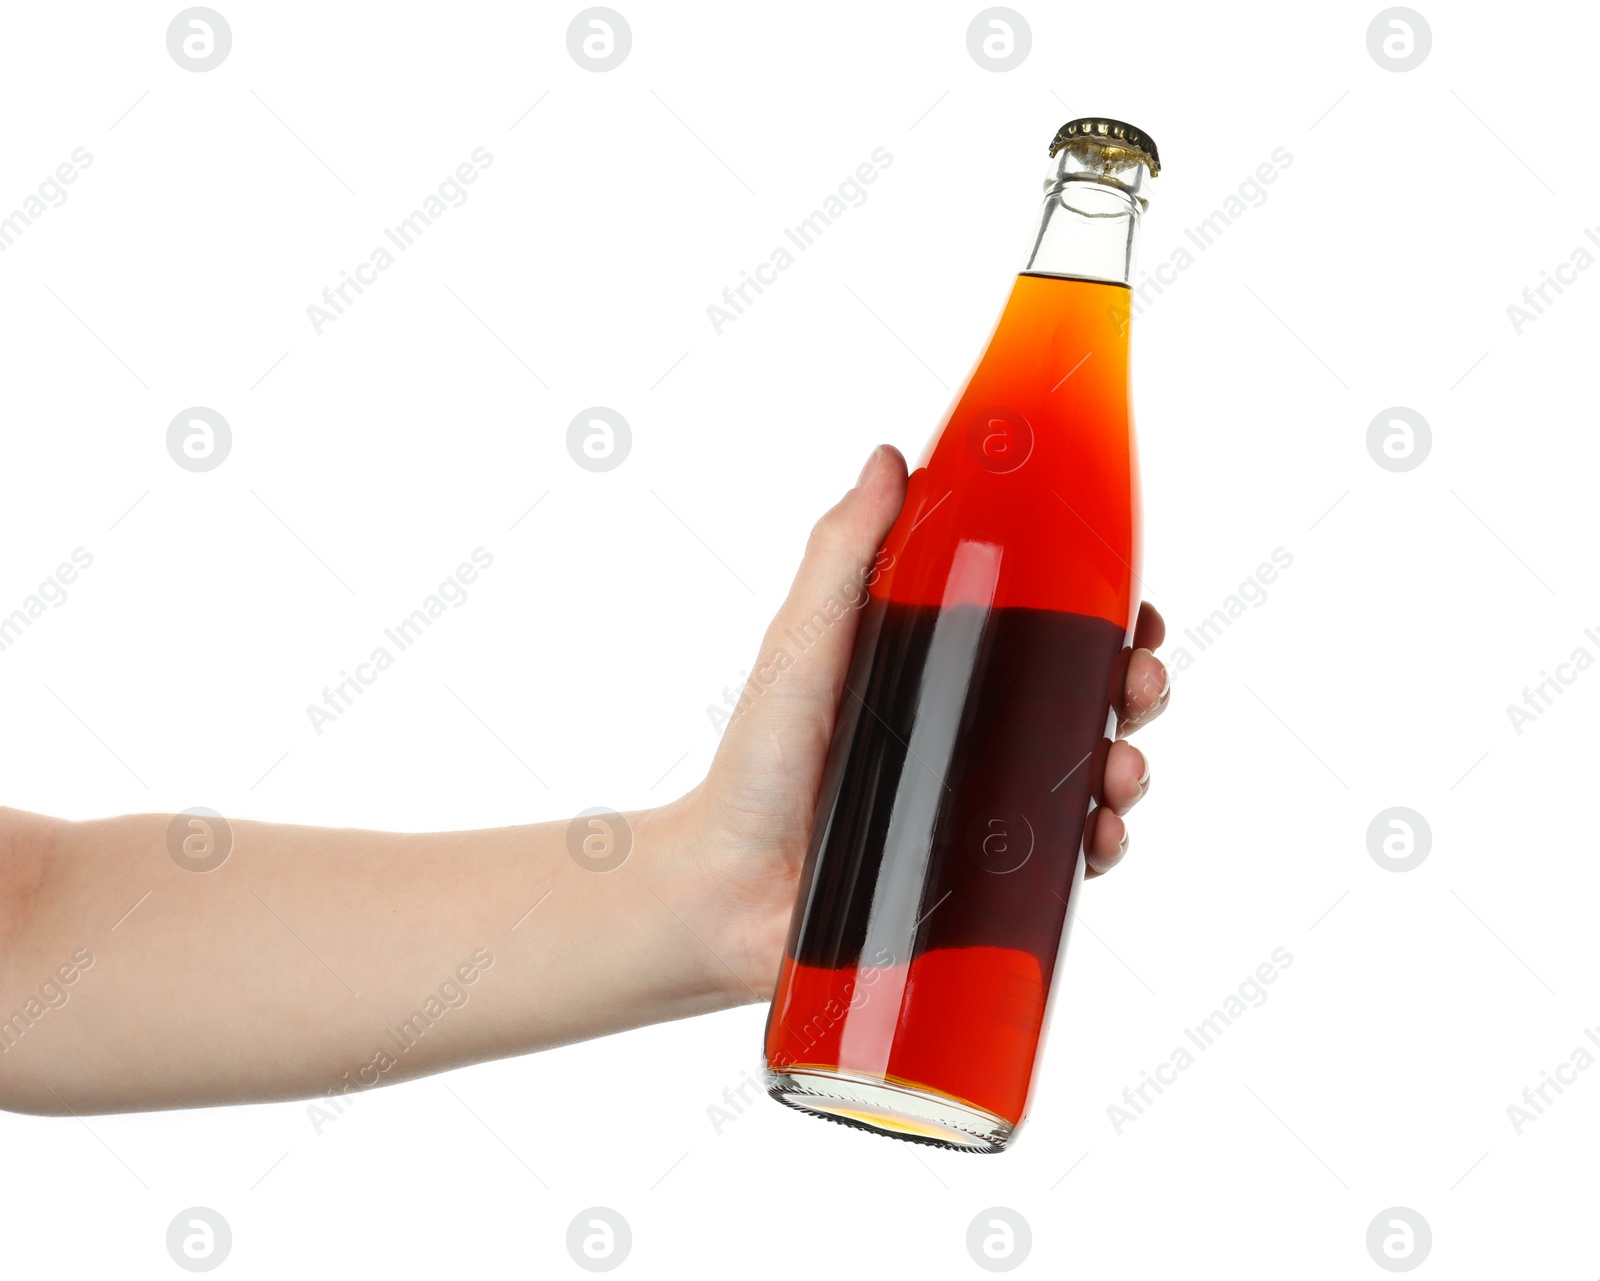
[1049,118,1160,177]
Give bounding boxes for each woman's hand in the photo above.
[660,445,1171,1002]
[0,445,1167,1115]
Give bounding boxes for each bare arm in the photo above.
[0,447,1168,1116]
[0,801,727,1114]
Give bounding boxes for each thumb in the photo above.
[718,444,908,760]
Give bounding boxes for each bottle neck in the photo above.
[1021,148,1149,288]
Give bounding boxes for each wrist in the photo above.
[634,791,775,1010]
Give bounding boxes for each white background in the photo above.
[1,0,1596,1275]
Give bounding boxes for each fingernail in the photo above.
[1135,749,1151,791]
[856,446,882,489]
[1132,649,1168,703]
[1118,827,1130,856]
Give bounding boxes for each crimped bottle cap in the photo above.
[1049,118,1160,177]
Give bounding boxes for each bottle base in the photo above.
[764,1066,1014,1153]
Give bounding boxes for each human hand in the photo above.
[0,445,1167,1114]
[660,445,1171,1001]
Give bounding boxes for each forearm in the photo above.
[0,801,739,1115]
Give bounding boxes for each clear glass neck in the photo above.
[1021,147,1151,287]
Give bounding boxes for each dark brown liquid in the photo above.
[765,597,1125,1123]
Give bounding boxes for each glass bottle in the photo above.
[763,118,1160,1152]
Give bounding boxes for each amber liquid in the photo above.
[765,273,1140,1138]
